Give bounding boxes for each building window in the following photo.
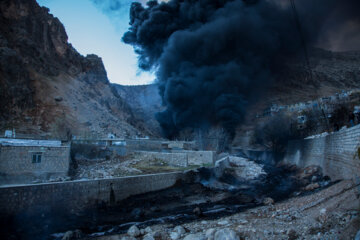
[32,152,42,163]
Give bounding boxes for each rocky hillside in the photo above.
[0,0,359,140]
[117,46,360,140]
[113,84,164,137]
[269,48,360,104]
[241,48,360,125]
[0,0,150,139]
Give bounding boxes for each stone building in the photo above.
[0,138,70,184]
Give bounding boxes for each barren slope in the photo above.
[0,0,150,139]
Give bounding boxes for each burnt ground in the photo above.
[94,179,358,240]
[1,159,353,240]
[43,162,336,240]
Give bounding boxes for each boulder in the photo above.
[152,231,167,240]
[193,207,203,217]
[205,228,216,240]
[304,183,320,191]
[169,232,180,240]
[296,165,322,180]
[143,234,155,240]
[145,227,153,233]
[214,229,239,240]
[173,226,186,235]
[127,225,140,237]
[263,197,275,205]
[214,156,265,181]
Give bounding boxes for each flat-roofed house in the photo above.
[0,138,70,184]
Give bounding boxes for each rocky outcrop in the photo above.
[113,84,164,137]
[0,0,150,138]
[214,156,266,181]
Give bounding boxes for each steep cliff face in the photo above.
[0,0,149,138]
[114,84,164,137]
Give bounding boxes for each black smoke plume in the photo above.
[121,0,360,138]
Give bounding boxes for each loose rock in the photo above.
[143,234,155,240]
[170,231,180,240]
[127,225,140,237]
[263,197,275,205]
[287,229,298,240]
[193,207,203,217]
[173,226,186,235]
[205,228,216,240]
[142,233,155,240]
[218,220,229,225]
[304,183,320,191]
[214,228,239,240]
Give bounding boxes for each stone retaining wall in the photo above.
[0,172,183,216]
[134,151,188,167]
[283,125,360,180]
[135,150,215,167]
[185,150,215,166]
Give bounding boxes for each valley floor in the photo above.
[94,179,360,240]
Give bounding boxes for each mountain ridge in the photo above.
[0,0,150,139]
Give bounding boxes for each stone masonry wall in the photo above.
[283,124,360,180]
[184,151,215,166]
[0,172,183,216]
[134,150,215,167]
[134,151,188,167]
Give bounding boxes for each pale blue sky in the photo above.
[37,0,155,85]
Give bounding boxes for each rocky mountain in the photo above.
[269,48,360,104]
[0,0,151,139]
[0,0,359,141]
[113,84,164,137]
[240,48,360,121]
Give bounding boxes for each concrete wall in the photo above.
[185,151,215,166]
[0,145,70,183]
[283,125,360,180]
[0,172,183,216]
[135,150,215,167]
[134,151,188,167]
[126,140,196,152]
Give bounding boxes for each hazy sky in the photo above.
[37,0,155,85]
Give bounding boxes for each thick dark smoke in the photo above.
[120,0,360,138]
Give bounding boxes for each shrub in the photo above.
[253,113,300,152]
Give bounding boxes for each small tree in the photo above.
[301,108,324,136]
[329,104,351,130]
[253,113,299,152]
